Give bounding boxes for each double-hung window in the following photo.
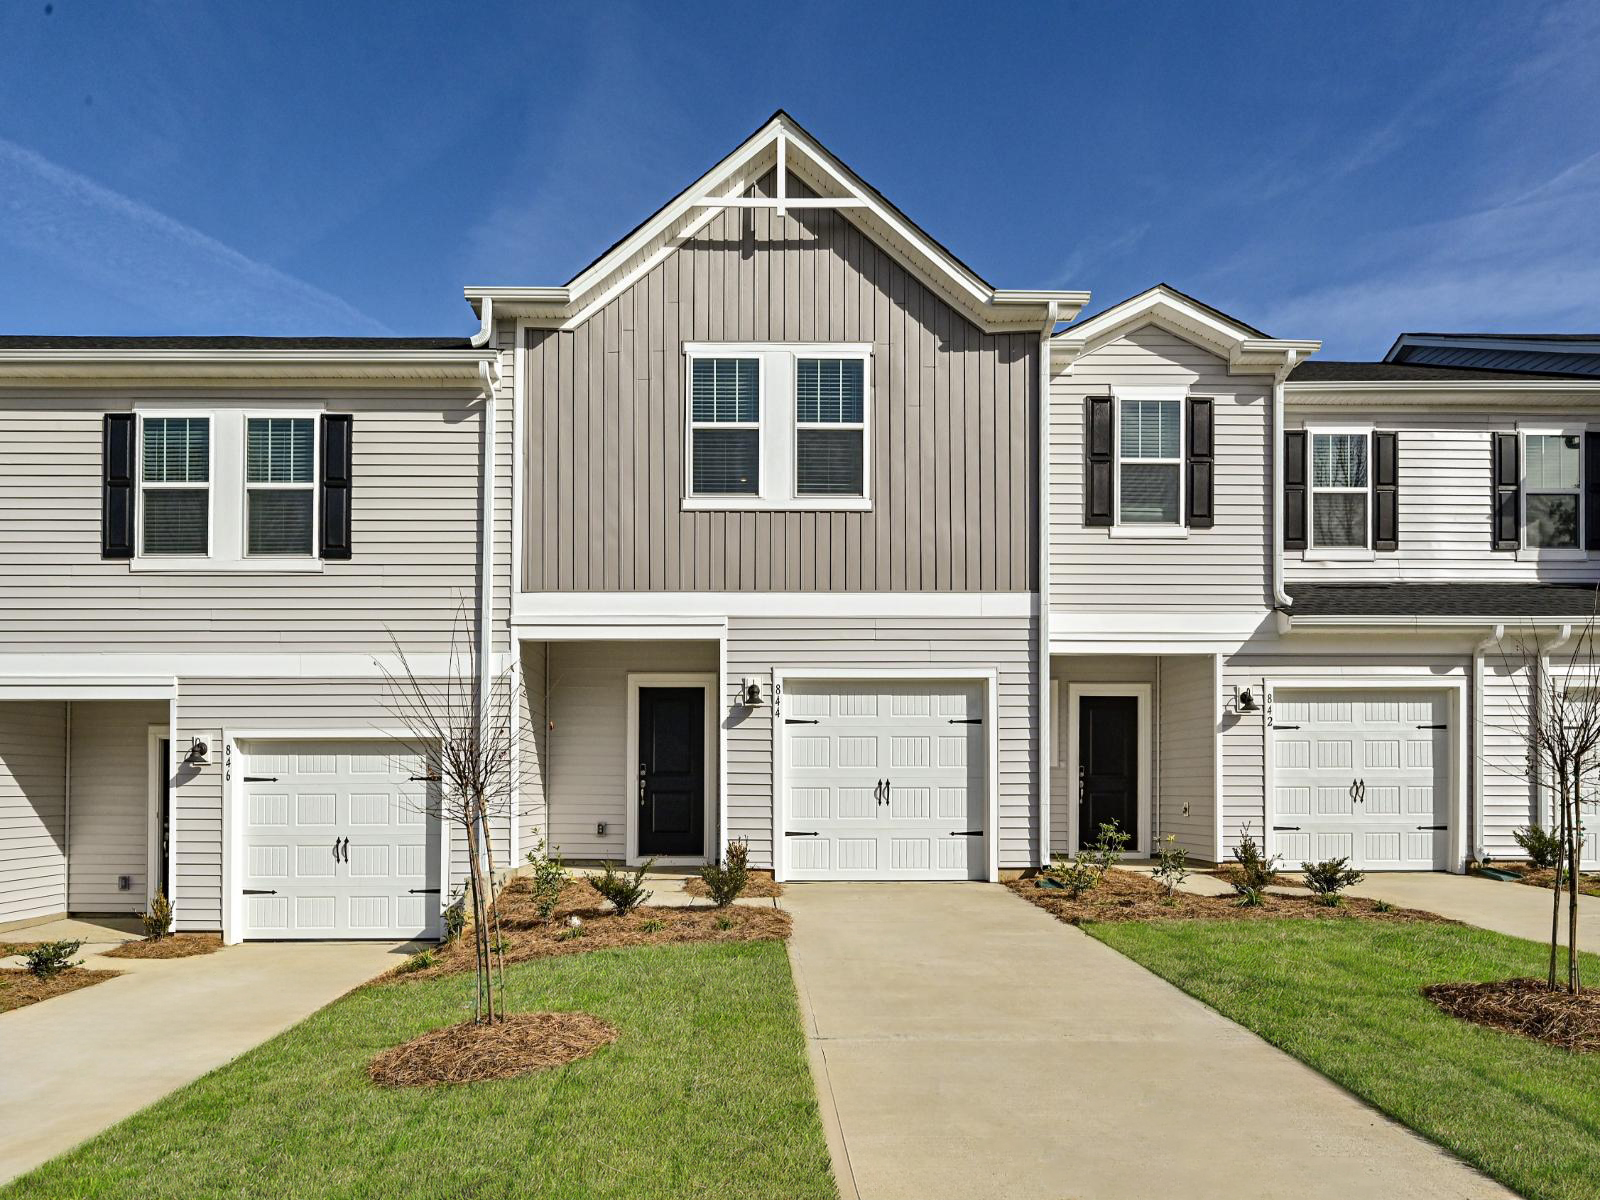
[140,415,211,556]
[1523,431,1581,550]
[1310,430,1369,549]
[246,416,317,555]
[1117,394,1181,524]
[684,344,871,509]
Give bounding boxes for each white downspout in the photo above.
[1036,302,1058,868]
[470,295,495,349]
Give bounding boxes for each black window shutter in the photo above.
[1586,433,1600,552]
[1372,431,1398,551]
[1185,396,1214,529]
[1282,429,1307,551]
[1492,432,1519,551]
[319,414,353,560]
[1085,395,1114,527]
[102,413,136,559]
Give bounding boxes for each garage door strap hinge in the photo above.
[1273,725,1301,731]
[950,830,983,836]
[243,775,278,783]
[409,888,442,894]
[1417,724,1448,730]
[784,718,820,725]
[242,888,278,895]
[948,718,983,724]
[1272,825,1301,831]
[784,830,820,837]
[1417,825,1447,831]
[409,773,442,782]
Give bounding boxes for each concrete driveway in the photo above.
[1348,871,1600,952]
[785,883,1511,1200]
[1,925,412,1185]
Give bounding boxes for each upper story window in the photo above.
[140,416,211,556]
[1310,431,1370,549]
[1117,396,1181,524]
[246,417,318,555]
[1523,431,1581,550]
[683,344,871,511]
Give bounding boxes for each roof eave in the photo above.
[0,348,493,386]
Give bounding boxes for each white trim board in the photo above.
[623,674,718,867]
[1064,683,1154,858]
[0,654,515,680]
[514,591,1036,620]
[145,725,169,909]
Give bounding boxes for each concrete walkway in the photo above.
[0,934,412,1185]
[1348,871,1600,953]
[785,883,1511,1200]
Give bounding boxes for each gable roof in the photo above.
[464,110,1087,338]
[1049,283,1318,378]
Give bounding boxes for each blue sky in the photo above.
[1,1,1595,357]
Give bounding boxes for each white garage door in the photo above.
[782,680,986,881]
[1272,690,1451,871]
[240,740,442,939]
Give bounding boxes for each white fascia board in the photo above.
[1288,614,1597,629]
[1286,380,1600,398]
[1051,288,1317,376]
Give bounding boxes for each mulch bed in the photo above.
[682,874,783,899]
[0,967,121,1013]
[382,877,791,984]
[1424,978,1600,1053]
[1009,868,1446,926]
[368,1011,618,1087]
[1485,863,1600,899]
[103,934,223,960]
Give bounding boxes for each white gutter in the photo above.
[1287,380,1600,395]
[1036,300,1060,868]
[1471,623,1505,862]
[1291,615,1598,629]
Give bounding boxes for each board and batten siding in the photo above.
[727,616,1037,870]
[67,700,167,913]
[536,640,720,861]
[1285,405,1600,582]
[0,391,486,655]
[1157,655,1218,861]
[522,172,1038,594]
[0,702,67,925]
[1050,326,1272,612]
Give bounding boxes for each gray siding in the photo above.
[0,391,486,654]
[1051,327,1272,612]
[522,173,1038,593]
[517,641,548,856]
[1285,405,1600,583]
[67,700,167,913]
[726,616,1037,869]
[0,702,67,925]
[539,641,720,861]
[1157,656,1217,861]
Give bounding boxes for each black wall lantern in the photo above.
[741,679,763,706]
[186,737,210,766]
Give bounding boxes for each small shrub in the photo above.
[1230,824,1281,901]
[396,949,436,975]
[1152,835,1190,898]
[593,860,654,916]
[1234,885,1266,908]
[715,914,736,930]
[524,838,570,923]
[1514,824,1563,869]
[1301,857,1364,905]
[697,839,750,907]
[141,891,173,941]
[441,887,467,943]
[640,918,666,933]
[23,939,84,979]
[491,936,510,955]
[1046,851,1101,898]
[556,925,587,942]
[1090,822,1131,876]
[1374,899,1395,914]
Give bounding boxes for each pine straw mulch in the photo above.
[368,1011,618,1087]
[1424,978,1600,1053]
[682,874,784,899]
[1488,863,1600,899]
[0,967,121,1013]
[102,934,223,960]
[380,877,791,984]
[1009,868,1448,926]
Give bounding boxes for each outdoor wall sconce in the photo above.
[1230,686,1259,715]
[186,737,210,766]
[741,679,763,706]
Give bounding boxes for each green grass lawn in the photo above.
[1090,918,1600,1200]
[3,940,836,1200]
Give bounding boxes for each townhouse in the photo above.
[1,111,1593,941]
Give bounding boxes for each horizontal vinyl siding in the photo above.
[0,393,485,655]
[518,641,548,855]
[67,700,166,913]
[1286,406,1600,582]
[541,641,720,861]
[1481,658,1537,859]
[524,171,1038,594]
[1157,656,1217,862]
[0,702,67,924]
[1051,327,1272,612]
[727,616,1037,869]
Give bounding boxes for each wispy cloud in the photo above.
[1055,222,1150,288]
[0,137,389,333]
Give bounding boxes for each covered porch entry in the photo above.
[0,680,175,931]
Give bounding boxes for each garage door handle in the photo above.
[340,837,350,863]
[242,888,277,895]
[332,837,341,863]
[785,831,820,837]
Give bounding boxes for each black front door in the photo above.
[1079,696,1138,846]
[637,687,705,857]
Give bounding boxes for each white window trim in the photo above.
[136,410,215,562]
[682,342,873,512]
[241,410,321,561]
[1517,424,1586,560]
[1304,424,1375,562]
[1112,387,1185,534]
[130,402,325,574]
